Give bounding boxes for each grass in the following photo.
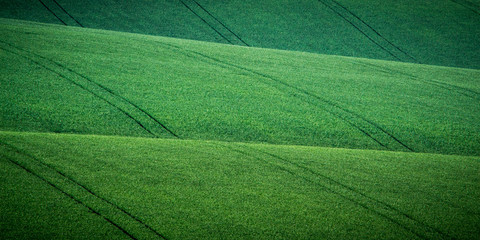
[1,131,479,239]
[0,10,479,240]
[1,18,479,155]
[1,0,479,68]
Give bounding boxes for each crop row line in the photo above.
[0,40,179,139]
[156,41,414,152]
[225,143,455,240]
[37,0,84,27]
[0,140,168,240]
[317,0,417,63]
[178,0,249,46]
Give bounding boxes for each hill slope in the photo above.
[1,18,479,155]
[1,17,480,240]
[1,0,479,68]
[1,131,479,239]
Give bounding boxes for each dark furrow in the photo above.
[51,0,85,27]
[318,0,402,61]
[0,141,169,240]
[156,41,414,151]
[354,60,480,100]
[316,0,401,61]
[1,154,137,240]
[245,145,455,239]
[190,0,250,46]
[0,45,156,138]
[329,0,418,62]
[53,64,180,138]
[222,143,432,240]
[450,0,480,16]
[1,40,179,139]
[178,0,234,44]
[37,0,67,25]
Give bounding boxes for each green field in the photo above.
[1,0,479,68]
[1,1,479,239]
[2,131,479,239]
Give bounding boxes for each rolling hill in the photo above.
[0,2,479,239]
[1,0,479,69]
[2,131,479,239]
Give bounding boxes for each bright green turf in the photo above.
[1,131,479,239]
[0,0,479,68]
[1,18,479,155]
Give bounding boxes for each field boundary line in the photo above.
[0,140,169,240]
[0,40,179,139]
[37,0,67,25]
[157,41,414,152]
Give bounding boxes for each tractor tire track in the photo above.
[179,0,234,45]
[190,0,249,46]
[0,150,137,240]
[156,41,414,152]
[231,143,455,240]
[37,0,67,25]
[328,0,417,62]
[450,0,480,16]
[0,45,155,138]
[0,40,179,139]
[353,59,480,100]
[0,141,169,240]
[316,0,417,63]
[51,0,85,27]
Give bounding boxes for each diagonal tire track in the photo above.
[316,0,417,63]
[0,40,179,139]
[0,140,169,240]
[0,146,138,240]
[0,45,155,137]
[352,59,480,100]
[189,0,249,46]
[156,41,414,152]
[51,0,85,27]
[227,143,455,240]
[37,0,67,25]
[178,0,249,46]
[179,0,234,45]
[450,0,480,16]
